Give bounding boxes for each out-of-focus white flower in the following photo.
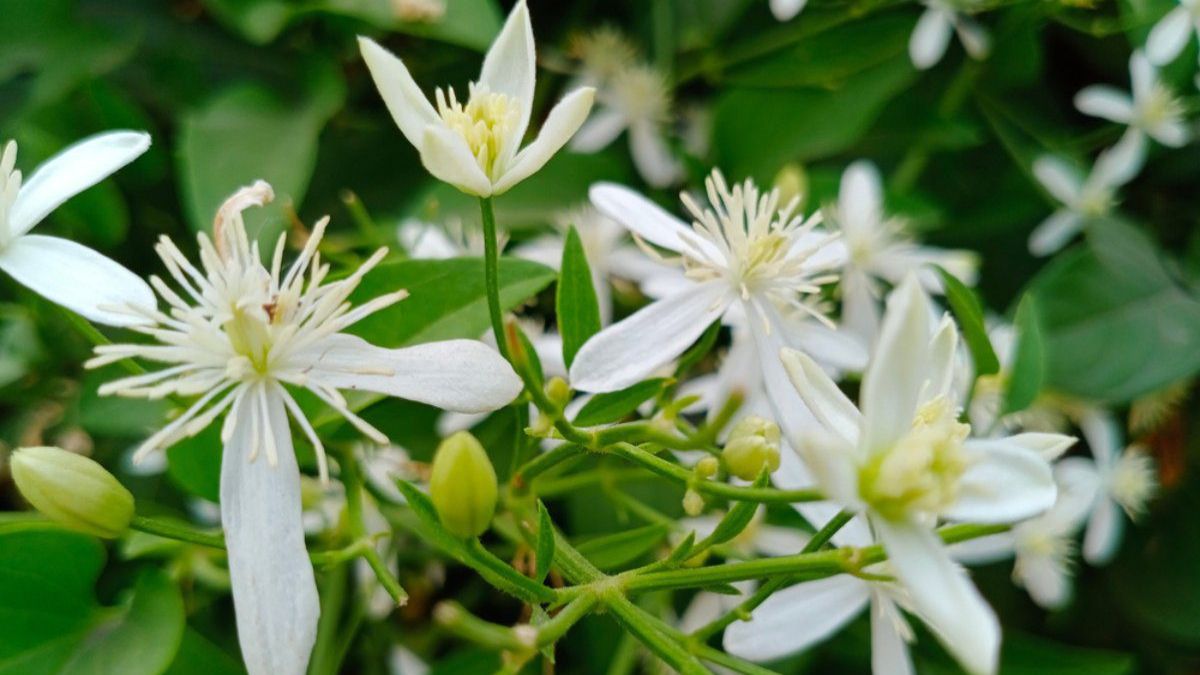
[88,182,521,675]
[954,464,1097,609]
[568,27,639,90]
[827,161,977,342]
[770,0,808,21]
[570,170,842,394]
[570,65,682,188]
[1026,132,1143,257]
[391,0,444,22]
[389,646,430,675]
[1075,52,1189,158]
[397,217,501,259]
[782,276,1074,675]
[967,321,1074,435]
[1146,0,1200,66]
[0,132,154,326]
[1057,409,1157,566]
[908,0,991,70]
[359,2,595,197]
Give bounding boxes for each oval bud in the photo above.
[545,377,572,409]
[429,431,498,538]
[10,446,134,539]
[723,416,781,481]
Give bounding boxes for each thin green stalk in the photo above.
[607,443,823,504]
[510,443,585,491]
[130,515,225,549]
[435,601,531,651]
[478,196,509,360]
[536,593,599,646]
[340,449,408,606]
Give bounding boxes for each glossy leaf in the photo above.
[557,226,602,370]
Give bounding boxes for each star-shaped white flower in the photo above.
[781,275,1074,675]
[569,64,683,188]
[1027,132,1143,257]
[828,160,977,342]
[88,182,521,675]
[1075,51,1189,154]
[908,0,991,70]
[1057,409,1157,566]
[358,1,595,197]
[569,169,842,393]
[0,132,153,326]
[1146,0,1200,66]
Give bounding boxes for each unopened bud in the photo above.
[429,432,498,538]
[695,457,719,479]
[723,416,781,481]
[773,164,808,210]
[682,488,704,516]
[10,446,134,538]
[545,377,572,409]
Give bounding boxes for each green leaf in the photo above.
[705,473,769,546]
[572,379,671,427]
[534,500,555,583]
[166,424,222,502]
[1028,217,1200,403]
[0,304,42,390]
[674,321,721,378]
[557,227,602,370]
[575,524,671,571]
[163,629,245,675]
[350,257,556,348]
[1002,294,1045,415]
[937,267,999,378]
[177,70,344,246]
[60,570,185,675]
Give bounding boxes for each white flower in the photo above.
[88,182,521,675]
[770,0,808,21]
[569,169,841,393]
[1057,409,1157,566]
[967,321,1073,435]
[1146,0,1200,66]
[0,132,154,326]
[396,217,502,259]
[828,160,977,342]
[908,0,991,70]
[781,275,1073,675]
[954,464,1097,609]
[570,64,682,188]
[1027,131,1143,257]
[1075,51,1189,153]
[359,1,595,197]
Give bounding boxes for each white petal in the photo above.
[478,0,536,160]
[841,268,882,344]
[1018,551,1072,609]
[357,37,440,151]
[221,388,319,675]
[590,182,720,260]
[1051,457,1103,529]
[838,160,883,240]
[860,275,932,455]
[629,121,682,189]
[0,234,154,327]
[781,348,861,445]
[1031,155,1083,205]
[419,125,493,197]
[1004,432,1077,461]
[927,313,959,402]
[775,447,873,547]
[951,532,1017,565]
[1146,7,1193,65]
[1074,86,1135,124]
[872,517,999,675]
[1091,130,1146,189]
[909,8,954,70]
[1148,118,1190,147]
[789,320,869,374]
[1129,50,1155,102]
[872,245,979,289]
[568,106,628,153]
[9,130,151,237]
[1078,407,1120,467]
[679,591,732,634]
[512,235,564,270]
[300,334,521,413]
[948,439,1056,524]
[492,87,596,195]
[724,577,870,661]
[398,219,463,259]
[569,281,729,392]
[752,525,812,556]
[954,17,991,60]
[871,596,916,675]
[1082,494,1123,566]
[1027,210,1084,257]
[770,0,807,21]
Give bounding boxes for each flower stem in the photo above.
[478,196,509,361]
[130,515,225,549]
[339,448,409,606]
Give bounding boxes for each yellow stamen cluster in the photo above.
[436,83,520,180]
[1109,447,1157,518]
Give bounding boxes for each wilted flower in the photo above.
[0,132,153,326]
[88,181,521,675]
[359,1,595,197]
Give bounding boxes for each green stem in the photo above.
[510,443,585,491]
[478,196,509,361]
[130,515,224,549]
[607,443,823,504]
[340,449,408,606]
[536,593,599,646]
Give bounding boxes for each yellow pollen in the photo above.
[1109,447,1157,518]
[436,84,520,180]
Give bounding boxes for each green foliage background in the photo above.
[0,0,1198,673]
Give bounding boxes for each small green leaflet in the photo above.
[534,500,555,583]
[575,524,671,571]
[1002,294,1045,415]
[573,378,671,427]
[937,266,999,378]
[557,226,602,370]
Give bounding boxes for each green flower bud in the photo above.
[682,488,704,516]
[10,446,134,539]
[723,416,781,481]
[429,431,498,538]
[545,377,572,409]
[695,457,719,479]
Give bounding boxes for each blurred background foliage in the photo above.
[0,0,1198,673]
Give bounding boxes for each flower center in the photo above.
[436,84,520,181]
[1137,84,1184,130]
[0,140,21,247]
[1108,447,1156,518]
[859,396,971,520]
[611,66,671,123]
[224,303,275,376]
[1076,184,1114,217]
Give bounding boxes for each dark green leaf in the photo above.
[937,267,999,377]
[705,473,768,546]
[1002,294,1044,415]
[557,227,602,370]
[573,379,671,427]
[575,524,671,571]
[60,570,185,675]
[534,500,555,583]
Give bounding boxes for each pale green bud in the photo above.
[545,377,572,409]
[682,488,704,516]
[695,457,719,479]
[723,416,781,481]
[10,446,134,539]
[429,431,498,538]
